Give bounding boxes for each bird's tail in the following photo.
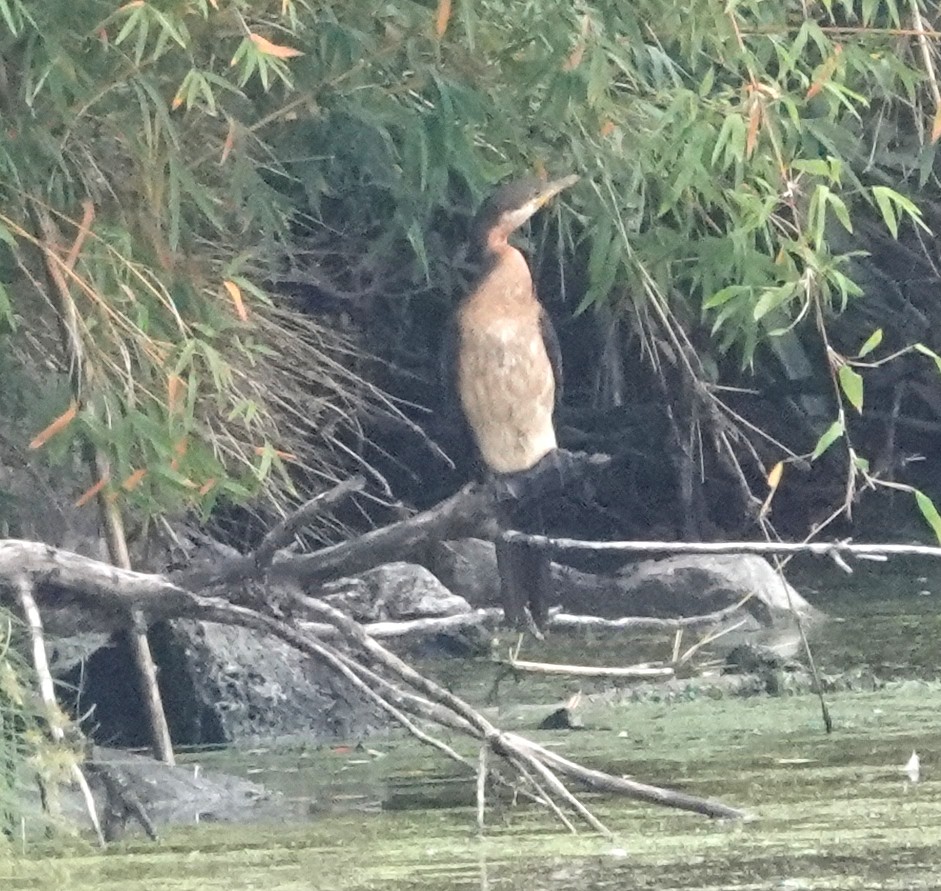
[495,501,552,635]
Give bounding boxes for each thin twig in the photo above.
[504,533,941,561]
[501,658,674,680]
[11,576,105,848]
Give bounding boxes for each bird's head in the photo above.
[473,174,579,250]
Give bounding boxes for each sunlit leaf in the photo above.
[766,460,784,490]
[857,328,883,357]
[914,490,941,545]
[745,100,761,159]
[914,343,941,375]
[838,364,864,413]
[223,279,248,321]
[249,33,303,59]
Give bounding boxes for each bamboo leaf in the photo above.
[914,490,941,546]
[914,343,941,375]
[29,401,78,449]
[767,460,784,490]
[75,476,109,508]
[435,0,451,38]
[811,418,845,460]
[250,33,303,59]
[857,328,883,358]
[223,280,248,321]
[838,364,864,413]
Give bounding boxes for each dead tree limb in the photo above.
[0,538,746,830]
[10,576,105,847]
[270,482,495,584]
[504,533,941,564]
[180,475,366,589]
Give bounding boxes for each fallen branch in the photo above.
[505,533,941,564]
[550,602,748,631]
[0,538,747,831]
[501,658,674,680]
[181,476,366,589]
[270,482,495,584]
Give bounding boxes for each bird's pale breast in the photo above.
[456,252,557,474]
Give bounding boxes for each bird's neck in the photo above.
[477,234,527,279]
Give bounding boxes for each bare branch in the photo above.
[504,533,941,563]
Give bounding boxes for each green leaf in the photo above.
[914,490,941,546]
[838,364,864,413]
[871,186,898,238]
[811,418,845,460]
[913,343,941,375]
[857,328,883,357]
[704,285,747,309]
[753,285,792,321]
[826,191,853,232]
[872,186,928,238]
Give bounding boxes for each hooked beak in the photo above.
[535,173,580,208]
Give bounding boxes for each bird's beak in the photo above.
[535,174,580,208]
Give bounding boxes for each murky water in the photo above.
[3,559,941,890]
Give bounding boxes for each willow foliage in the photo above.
[0,0,939,536]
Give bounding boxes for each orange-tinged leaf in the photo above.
[564,14,591,71]
[75,476,109,508]
[171,92,184,111]
[29,401,78,449]
[599,119,616,137]
[254,446,297,462]
[118,1,144,9]
[198,478,217,496]
[806,44,842,100]
[220,118,236,164]
[168,373,183,412]
[564,41,586,71]
[249,33,304,59]
[435,0,451,38]
[169,438,187,471]
[223,279,248,321]
[766,461,784,491]
[746,101,762,159]
[931,104,941,144]
[121,468,147,491]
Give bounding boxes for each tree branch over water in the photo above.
[0,538,746,830]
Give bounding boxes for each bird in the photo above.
[442,174,578,632]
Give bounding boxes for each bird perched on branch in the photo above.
[443,174,578,632]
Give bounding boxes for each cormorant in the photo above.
[443,174,578,631]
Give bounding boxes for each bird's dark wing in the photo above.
[539,305,563,409]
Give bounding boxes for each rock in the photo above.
[537,707,584,731]
[322,562,470,622]
[19,746,298,837]
[430,540,817,627]
[149,619,388,746]
[429,539,501,608]
[610,554,818,625]
[57,620,388,748]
